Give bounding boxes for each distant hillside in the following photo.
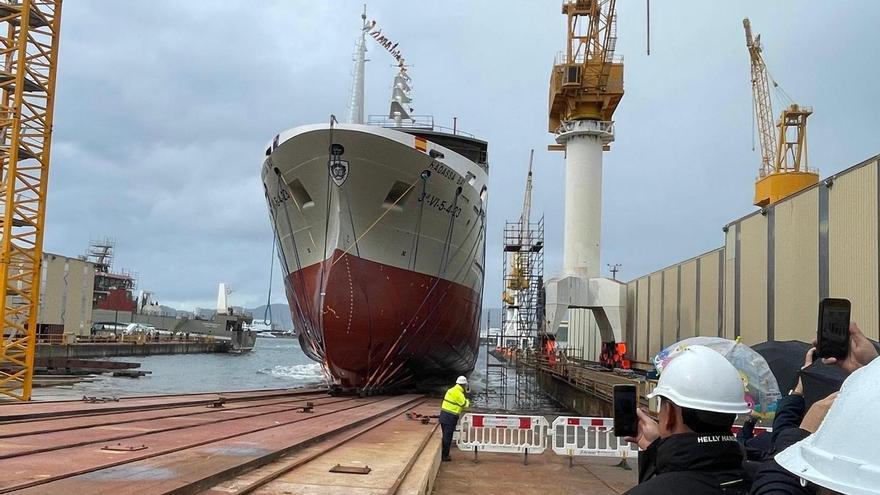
[247,303,293,330]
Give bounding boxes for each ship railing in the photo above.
[36,333,219,345]
[366,114,476,138]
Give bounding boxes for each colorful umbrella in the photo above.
[653,336,781,424]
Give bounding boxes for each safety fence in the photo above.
[457,413,639,467]
[457,413,549,463]
[549,416,639,465]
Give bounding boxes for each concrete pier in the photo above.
[35,341,229,359]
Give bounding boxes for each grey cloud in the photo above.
[43,1,880,314]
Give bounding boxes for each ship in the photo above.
[261,12,487,390]
[86,240,257,353]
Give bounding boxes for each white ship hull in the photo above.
[261,123,488,389]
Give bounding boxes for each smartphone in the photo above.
[817,298,851,360]
[613,384,638,438]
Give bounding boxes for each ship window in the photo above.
[383,180,412,211]
[289,179,314,209]
[479,185,487,203]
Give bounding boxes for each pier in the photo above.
[0,389,637,495]
[36,340,231,359]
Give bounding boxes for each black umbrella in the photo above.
[799,360,848,409]
[753,340,811,393]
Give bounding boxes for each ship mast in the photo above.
[347,6,369,124]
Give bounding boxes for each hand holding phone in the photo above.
[613,384,638,438]
[816,298,851,361]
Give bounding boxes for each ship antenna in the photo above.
[347,5,369,124]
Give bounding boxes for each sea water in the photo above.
[32,337,327,400]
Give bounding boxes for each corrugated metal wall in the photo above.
[620,154,880,368]
[739,215,767,345]
[774,189,819,341]
[828,163,879,340]
[679,260,697,340]
[39,253,95,335]
[636,277,649,362]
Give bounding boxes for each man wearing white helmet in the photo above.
[624,345,753,494]
[439,375,470,462]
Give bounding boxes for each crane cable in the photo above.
[262,237,276,326]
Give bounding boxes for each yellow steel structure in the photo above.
[0,0,63,401]
[548,0,624,132]
[743,18,818,207]
[506,150,535,292]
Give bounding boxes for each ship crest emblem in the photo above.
[329,158,349,187]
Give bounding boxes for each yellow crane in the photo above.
[506,150,534,294]
[744,18,817,207]
[548,0,623,134]
[0,0,63,401]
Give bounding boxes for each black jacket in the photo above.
[624,433,749,495]
[748,394,816,495]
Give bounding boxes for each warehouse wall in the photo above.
[623,154,880,368]
[625,249,724,367]
[39,253,96,335]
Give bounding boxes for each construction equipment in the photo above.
[548,0,623,134]
[544,0,628,369]
[743,18,818,207]
[0,0,63,401]
[505,150,535,293]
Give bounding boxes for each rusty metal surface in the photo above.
[0,395,348,459]
[0,394,328,438]
[248,401,439,495]
[197,400,429,495]
[4,395,424,495]
[0,388,323,422]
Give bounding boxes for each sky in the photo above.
[45,1,880,311]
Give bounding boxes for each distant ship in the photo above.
[261,12,487,390]
[87,239,256,353]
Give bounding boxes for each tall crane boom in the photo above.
[548,0,624,132]
[0,0,63,401]
[743,18,818,207]
[743,18,777,177]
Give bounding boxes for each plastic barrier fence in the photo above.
[731,424,772,436]
[457,413,549,454]
[549,416,640,459]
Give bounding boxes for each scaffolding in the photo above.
[502,216,544,411]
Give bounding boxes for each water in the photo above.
[33,338,561,413]
[32,337,327,400]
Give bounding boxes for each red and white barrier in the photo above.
[457,413,549,454]
[731,424,772,436]
[549,416,640,459]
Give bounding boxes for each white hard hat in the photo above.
[647,345,750,415]
[456,376,468,385]
[776,358,880,495]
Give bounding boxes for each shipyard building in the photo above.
[563,153,880,369]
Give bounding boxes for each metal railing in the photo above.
[366,114,477,138]
[36,333,218,345]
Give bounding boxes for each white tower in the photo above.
[216,283,232,314]
[558,120,614,278]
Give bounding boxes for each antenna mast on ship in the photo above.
[348,5,370,124]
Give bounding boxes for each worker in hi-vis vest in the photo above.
[439,375,470,461]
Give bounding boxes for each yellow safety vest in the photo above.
[441,384,470,416]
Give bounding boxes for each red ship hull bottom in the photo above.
[285,250,481,389]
